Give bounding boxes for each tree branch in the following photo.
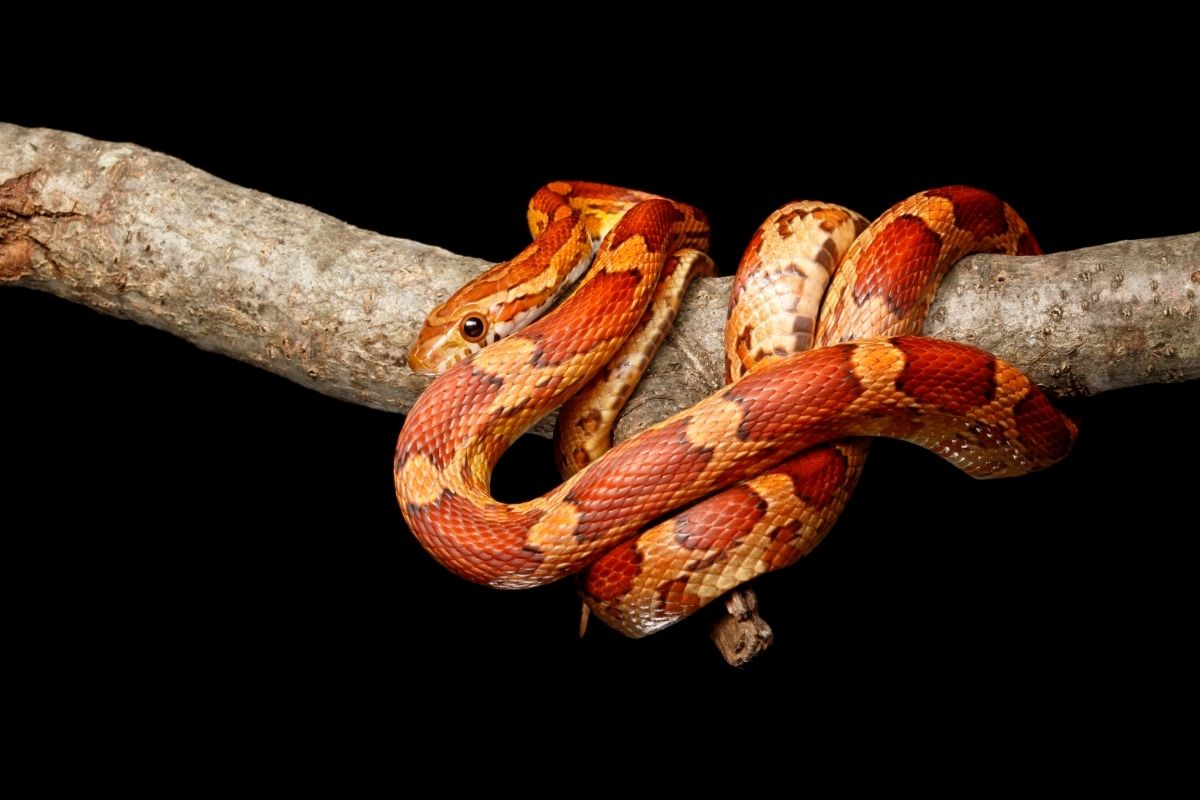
[3,124,1197,434]
[4,123,1198,666]
[0,124,489,426]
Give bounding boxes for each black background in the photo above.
[7,57,1199,780]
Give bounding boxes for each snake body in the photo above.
[397,183,1075,635]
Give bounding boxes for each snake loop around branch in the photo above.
[396,182,1075,636]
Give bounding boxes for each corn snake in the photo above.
[396,182,1075,637]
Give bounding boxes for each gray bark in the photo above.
[4,124,1196,446]
[1,123,485,424]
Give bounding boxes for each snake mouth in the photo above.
[407,346,473,378]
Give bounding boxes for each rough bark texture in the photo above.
[4,124,1197,444]
[4,123,1199,665]
[0,124,492,426]
[709,586,774,667]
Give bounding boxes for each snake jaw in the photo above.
[407,293,494,375]
[407,323,483,376]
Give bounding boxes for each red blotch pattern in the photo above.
[1013,390,1077,462]
[672,485,767,552]
[896,336,997,415]
[776,444,849,509]
[852,215,943,316]
[582,540,642,602]
[603,200,682,254]
[925,185,1009,239]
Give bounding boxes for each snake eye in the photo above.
[460,316,487,342]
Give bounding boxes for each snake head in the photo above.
[409,255,571,375]
[407,291,497,376]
